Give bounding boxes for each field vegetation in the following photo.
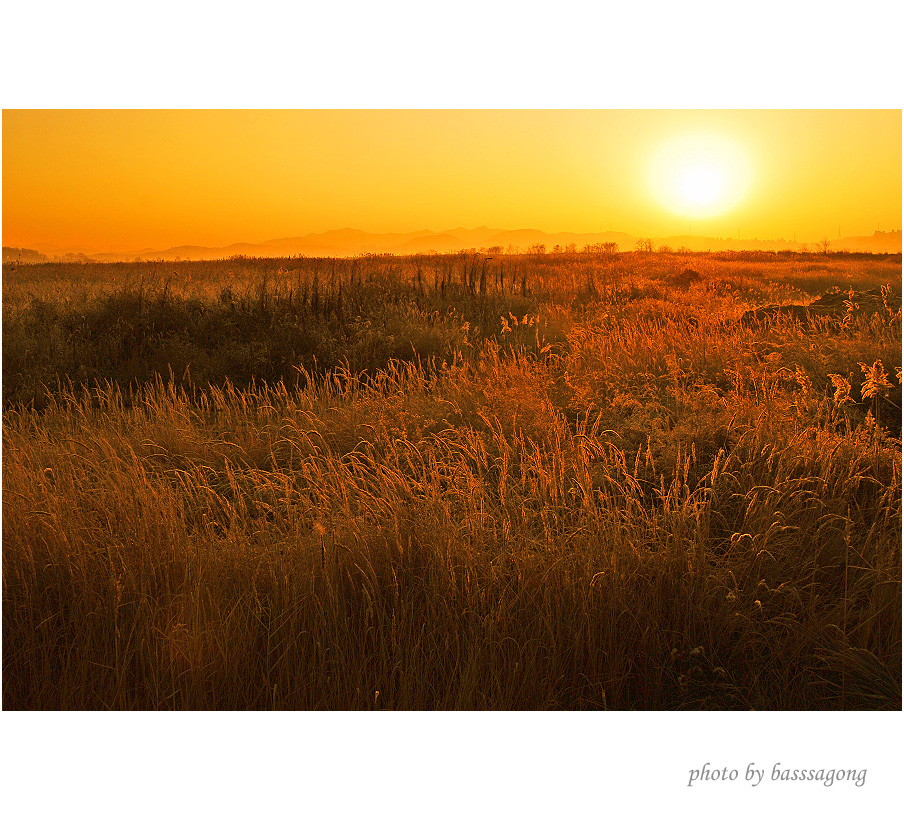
[3,249,901,709]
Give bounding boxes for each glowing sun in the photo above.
[650,133,752,219]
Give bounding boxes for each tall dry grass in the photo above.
[2,251,901,709]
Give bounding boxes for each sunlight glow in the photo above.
[3,111,900,251]
[650,133,752,220]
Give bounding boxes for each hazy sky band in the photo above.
[2,110,901,252]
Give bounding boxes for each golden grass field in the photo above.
[2,249,901,709]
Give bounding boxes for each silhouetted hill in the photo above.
[443,227,503,245]
[395,233,463,253]
[13,227,901,263]
[3,247,49,263]
[835,230,902,253]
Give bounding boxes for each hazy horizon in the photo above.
[3,225,901,259]
[6,222,902,264]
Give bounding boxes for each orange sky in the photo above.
[2,110,901,252]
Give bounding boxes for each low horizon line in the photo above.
[7,224,902,257]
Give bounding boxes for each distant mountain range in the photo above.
[5,228,901,264]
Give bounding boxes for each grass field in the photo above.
[3,249,901,709]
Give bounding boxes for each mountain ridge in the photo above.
[8,228,901,263]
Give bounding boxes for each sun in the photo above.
[650,133,752,220]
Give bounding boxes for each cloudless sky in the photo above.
[3,109,901,251]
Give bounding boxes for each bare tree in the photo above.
[819,237,831,255]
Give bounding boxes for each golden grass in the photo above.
[2,251,901,709]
